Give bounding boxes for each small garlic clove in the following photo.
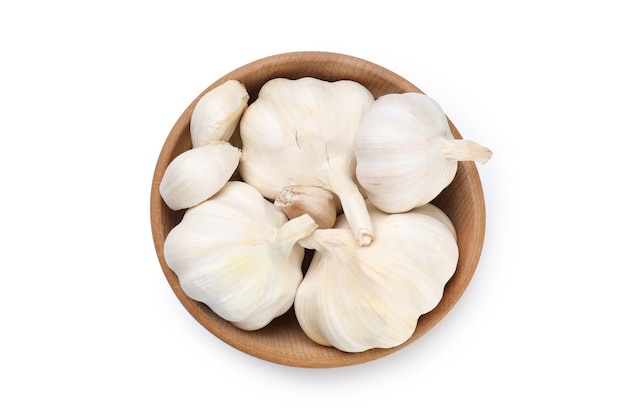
[159,142,241,210]
[190,79,249,148]
[274,185,337,229]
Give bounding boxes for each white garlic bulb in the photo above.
[190,79,249,148]
[294,202,459,353]
[354,92,492,213]
[239,77,376,246]
[159,142,241,211]
[164,181,318,331]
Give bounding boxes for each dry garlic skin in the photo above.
[354,92,491,213]
[294,203,459,353]
[163,181,317,331]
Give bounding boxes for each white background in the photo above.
[2,1,624,415]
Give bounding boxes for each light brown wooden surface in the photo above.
[150,51,487,368]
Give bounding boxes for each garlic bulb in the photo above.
[239,77,375,246]
[294,202,459,353]
[164,181,318,331]
[190,79,249,148]
[274,185,337,229]
[159,142,241,211]
[354,92,492,213]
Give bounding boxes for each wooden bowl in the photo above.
[150,51,487,368]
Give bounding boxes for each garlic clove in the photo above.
[190,79,249,148]
[274,185,337,229]
[411,202,457,241]
[159,141,241,210]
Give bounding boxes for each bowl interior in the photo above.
[150,51,486,368]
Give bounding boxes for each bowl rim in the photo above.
[150,51,486,368]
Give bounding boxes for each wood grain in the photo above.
[150,51,487,368]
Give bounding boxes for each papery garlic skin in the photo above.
[159,142,241,211]
[164,181,318,331]
[354,92,492,213]
[274,185,337,229]
[239,77,375,246]
[295,203,458,353]
[190,79,249,148]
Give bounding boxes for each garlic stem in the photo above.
[298,228,352,253]
[276,214,319,249]
[442,139,492,164]
[328,174,374,246]
[296,235,319,252]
